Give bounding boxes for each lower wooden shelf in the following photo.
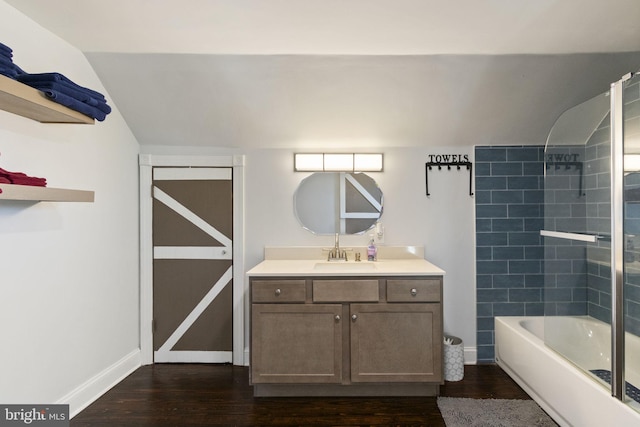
[0,183,94,202]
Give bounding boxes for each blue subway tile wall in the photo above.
[543,115,593,321]
[474,79,640,364]
[475,145,544,362]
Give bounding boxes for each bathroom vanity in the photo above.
[247,246,445,397]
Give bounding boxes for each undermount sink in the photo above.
[313,262,377,271]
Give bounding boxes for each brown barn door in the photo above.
[152,167,233,363]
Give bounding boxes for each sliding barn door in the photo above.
[152,167,233,363]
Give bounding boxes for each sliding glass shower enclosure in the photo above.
[542,71,640,411]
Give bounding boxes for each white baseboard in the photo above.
[244,347,250,366]
[58,349,141,419]
[464,346,477,364]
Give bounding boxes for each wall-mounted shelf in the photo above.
[0,183,94,202]
[0,75,94,124]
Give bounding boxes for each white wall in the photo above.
[244,147,477,357]
[141,144,478,359]
[0,1,140,415]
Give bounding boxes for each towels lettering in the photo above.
[427,154,470,163]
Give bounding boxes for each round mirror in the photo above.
[294,172,383,235]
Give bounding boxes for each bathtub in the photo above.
[495,316,640,427]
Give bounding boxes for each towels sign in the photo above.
[428,154,470,163]
[425,154,473,197]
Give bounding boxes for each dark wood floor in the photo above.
[70,364,532,426]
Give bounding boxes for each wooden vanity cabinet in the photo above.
[251,303,343,384]
[350,302,442,383]
[249,275,443,396]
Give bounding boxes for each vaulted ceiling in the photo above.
[6,0,640,149]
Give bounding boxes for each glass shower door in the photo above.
[542,88,613,389]
[623,72,640,411]
[543,70,640,411]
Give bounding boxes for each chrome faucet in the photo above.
[327,233,348,261]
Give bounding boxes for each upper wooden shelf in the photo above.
[0,183,94,202]
[0,74,94,124]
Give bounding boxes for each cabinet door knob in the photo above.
[275,288,281,296]
[410,288,418,297]
[335,315,341,321]
[351,314,358,322]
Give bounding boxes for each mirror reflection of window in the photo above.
[294,172,383,235]
[342,173,383,234]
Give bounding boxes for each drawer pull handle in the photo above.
[351,314,358,322]
[335,315,341,322]
[410,288,418,297]
[275,288,281,296]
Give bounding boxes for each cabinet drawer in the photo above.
[387,279,441,302]
[252,280,306,303]
[313,279,379,302]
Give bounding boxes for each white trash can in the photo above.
[443,335,464,381]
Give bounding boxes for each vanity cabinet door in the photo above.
[349,303,442,383]
[251,303,343,384]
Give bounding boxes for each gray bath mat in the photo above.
[437,397,557,426]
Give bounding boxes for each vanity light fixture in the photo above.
[294,153,383,172]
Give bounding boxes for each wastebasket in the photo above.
[443,335,464,381]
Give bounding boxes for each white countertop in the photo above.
[246,246,445,277]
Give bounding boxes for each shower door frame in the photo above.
[610,72,629,400]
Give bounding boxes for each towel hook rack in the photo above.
[425,160,474,197]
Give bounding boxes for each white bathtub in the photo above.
[495,316,640,427]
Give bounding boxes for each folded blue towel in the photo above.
[0,67,19,79]
[0,56,16,68]
[14,72,110,121]
[43,89,107,121]
[24,81,111,114]
[0,58,24,79]
[0,42,12,57]
[17,72,106,101]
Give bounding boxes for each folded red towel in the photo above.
[11,178,47,187]
[0,167,47,187]
[0,177,10,184]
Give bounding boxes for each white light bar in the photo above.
[293,153,324,171]
[294,153,383,172]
